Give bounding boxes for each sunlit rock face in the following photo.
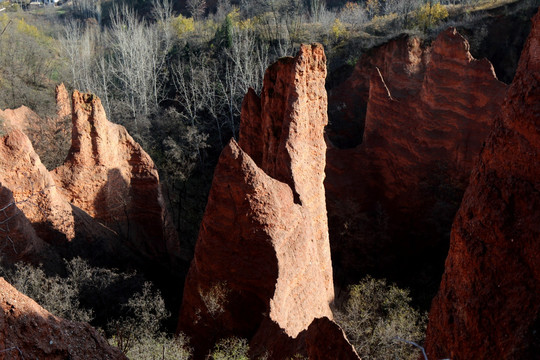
[0,89,178,269]
[52,91,178,264]
[178,44,357,359]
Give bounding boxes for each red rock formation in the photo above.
[52,91,178,263]
[55,83,71,119]
[250,317,359,359]
[325,28,507,293]
[425,11,540,360]
[0,129,126,268]
[327,36,428,147]
[179,44,349,358]
[0,130,77,242]
[0,277,126,360]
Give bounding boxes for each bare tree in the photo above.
[306,0,326,22]
[187,0,207,20]
[60,21,112,116]
[339,2,368,30]
[108,4,172,131]
[220,26,269,138]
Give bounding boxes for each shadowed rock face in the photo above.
[179,44,356,359]
[52,91,178,265]
[425,11,540,360]
[0,277,126,360]
[0,89,178,271]
[0,183,55,265]
[325,28,507,299]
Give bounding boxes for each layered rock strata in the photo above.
[425,11,540,359]
[0,277,126,360]
[325,28,507,294]
[179,44,355,358]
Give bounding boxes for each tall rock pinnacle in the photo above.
[178,44,355,358]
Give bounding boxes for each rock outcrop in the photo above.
[325,28,507,296]
[425,11,540,360]
[0,277,126,360]
[52,91,178,264]
[55,83,71,119]
[0,89,177,270]
[179,44,354,358]
[0,129,126,268]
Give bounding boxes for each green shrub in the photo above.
[334,276,427,360]
[415,2,449,31]
[210,337,250,360]
[107,282,170,354]
[4,262,93,322]
[125,333,191,360]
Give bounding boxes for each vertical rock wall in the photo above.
[425,11,540,360]
[325,28,507,297]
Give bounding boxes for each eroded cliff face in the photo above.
[179,44,357,359]
[0,88,178,270]
[425,11,540,360]
[0,277,126,360]
[326,28,507,297]
[55,83,71,119]
[52,91,178,264]
[0,130,78,242]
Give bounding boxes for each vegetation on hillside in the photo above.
[1,0,534,254]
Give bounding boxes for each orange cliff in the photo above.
[325,27,507,293]
[178,44,358,359]
[425,10,540,360]
[0,277,126,360]
[52,91,178,265]
[0,89,178,269]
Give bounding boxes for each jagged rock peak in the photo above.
[240,43,328,206]
[52,90,178,264]
[55,83,71,118]
[0,129,76,241]
[425,11,540,360]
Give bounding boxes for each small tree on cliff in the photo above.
[335,276,427,360]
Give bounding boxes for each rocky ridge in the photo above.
[0,89,177,268]
[425,10,540,359]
